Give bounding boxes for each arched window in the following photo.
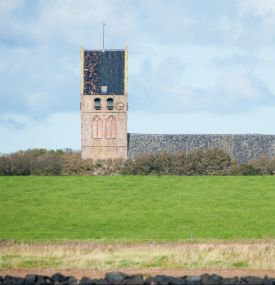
[107,98,113,110]
[106,116,116,138]
[92,116,103,138]
[94,98,101,110]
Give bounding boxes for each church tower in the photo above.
[80,47,128,160]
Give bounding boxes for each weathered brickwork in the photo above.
[81,95,128,160]
[81,47,128,160]
[128,134,275,163]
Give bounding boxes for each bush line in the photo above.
[0,148,275,176]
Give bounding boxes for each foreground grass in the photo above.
[1,241,275,270]
[0,176,275,240]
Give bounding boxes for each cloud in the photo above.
[6,0,140,49]
[213,72,274,112]
[0,0,24,17]
[0,112,80,153]
[26,91,55,111]
[217,0,275,48]
[129,106,275,135]
[0,45,79,117]
[239,0,275,17]
[130,56,275,114]
[4,0,274,50]
[0,113,33,129]
[211,54,260,69]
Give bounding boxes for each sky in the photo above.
[1,0,275,153]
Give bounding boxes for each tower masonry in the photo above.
[80,47,128,160]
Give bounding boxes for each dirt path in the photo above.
[1,269,275,279]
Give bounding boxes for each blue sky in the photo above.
[1,0,275,152]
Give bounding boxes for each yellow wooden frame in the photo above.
[124,47,128,96]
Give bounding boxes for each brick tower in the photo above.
[80,47,128,160]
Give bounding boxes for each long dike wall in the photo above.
[128,134,275,163]
[1,272,275,285]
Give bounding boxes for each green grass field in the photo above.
[0,176,275,241]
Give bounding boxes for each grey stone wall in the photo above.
[128,134,275,163]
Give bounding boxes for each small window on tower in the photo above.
[101,86,108,93]
[107,98,113,110]
[94,98,101,110]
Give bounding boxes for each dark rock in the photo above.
[24,275,37,285]
[3,276,13,285]
[201,274,223,285]
[4,277,24,285]
[173,279,186,285]
[14,278,24,285]
[4,276,17,285]
[240,276,264,284]
[201,274,210,285]
[154,275,170,285]
[35,276,54,285]
[64,277,77,285]
[105,273,128,283]
[223,277,239,285]
[35,278,46,285]
[50,274,75,285]
[79,277,93,285]
[16,278,24,285]
[90,280,110,285]
[144,277,159,285]
[80,277,109,285]
[263,276,274,285]
[155,275,185,285]
[170,276,185,285]
[1,273,275,285]
[56,276,76,285]
[124,275,144,285]
[51,274,67,283]
[36,276,47,285]
[185,276,201,285]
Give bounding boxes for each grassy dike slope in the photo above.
[0,176,275,241]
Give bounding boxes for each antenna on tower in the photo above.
[103,22,106,51]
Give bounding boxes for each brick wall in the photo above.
[81,95,128,160]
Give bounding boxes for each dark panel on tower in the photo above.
[84,50,125,95]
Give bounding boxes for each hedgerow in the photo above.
[0,148,274,176]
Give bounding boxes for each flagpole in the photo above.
[103,22,106,51]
